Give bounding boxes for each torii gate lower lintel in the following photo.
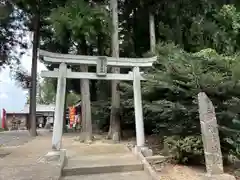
[39,49,157,151]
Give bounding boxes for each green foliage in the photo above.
[137,2,240,54]
[50,0,110,44]
[12,67,31,89]
[220,116,240,159]
[37,77,56,104]
[144,43,240,160]
[211,5,240,54]
[0,2,27,68]
[37,77,81,106]
[66,91,80,106]
[164,136,204,164]
[5,0,240,164]
[92,100,111,130]
[119,42,240,162]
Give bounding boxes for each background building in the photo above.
[5,104,55,130]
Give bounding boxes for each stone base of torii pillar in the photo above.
[38,149,67,167]
[133,146,153,157]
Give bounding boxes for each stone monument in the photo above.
[198,92,236,180]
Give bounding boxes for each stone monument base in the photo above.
[133,146,153,157]
[201,173,236,180]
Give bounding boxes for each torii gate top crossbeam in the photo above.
[39,49,157,67]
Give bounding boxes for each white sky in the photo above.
[0,33,47,114]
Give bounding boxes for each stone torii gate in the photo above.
[39,49,157,152]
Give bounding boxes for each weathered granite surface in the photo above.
[198,92,236,180]
[198,92,224,175]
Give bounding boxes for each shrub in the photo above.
[164,135,204,164]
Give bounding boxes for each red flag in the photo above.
[2,109,6,129]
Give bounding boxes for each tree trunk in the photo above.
[108,0,121,142]
[78,39,92,142]
[149,12,156,53]
[175,16,183,47]
[97,34,109,101]
[133,8,138,56]
[90,80,97,101]
[80,65,92,142]
[29,0,40,137]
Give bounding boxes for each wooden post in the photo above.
[52,63,67,151]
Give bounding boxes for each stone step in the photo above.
[61,171,151,180]
[62,154,143,176]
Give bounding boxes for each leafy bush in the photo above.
[164,135,204,164]
[145,43,240,159]
[92,100,111,131]
[119,43,240,163]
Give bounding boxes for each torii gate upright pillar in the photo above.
[133,67,145,148]
[52,63,67,151]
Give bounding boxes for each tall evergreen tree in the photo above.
[108,0,121,142]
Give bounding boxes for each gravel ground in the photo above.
[0,129,51,147]
[0,134,62,180]
[156,164,204,180]
[0,130,34,147]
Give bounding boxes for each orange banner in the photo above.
[69,106,76,125]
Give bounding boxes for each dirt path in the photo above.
[0,131,61,180]
[154,164,204,180]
